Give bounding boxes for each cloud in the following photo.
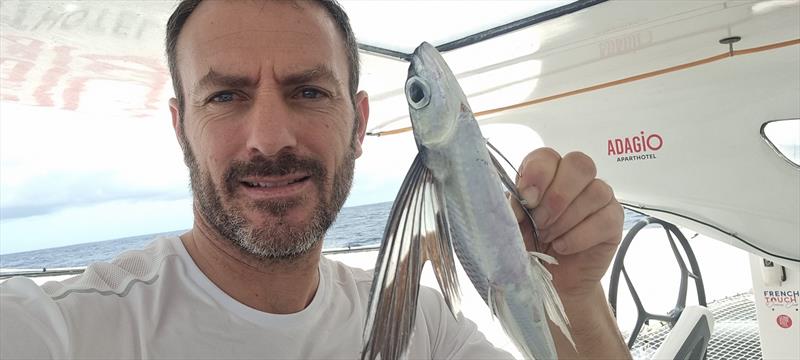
[0,197,194,255]
[0,167,191,219]
[1,102,189,220]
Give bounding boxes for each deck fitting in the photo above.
[719,36,742,56]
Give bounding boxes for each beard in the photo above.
[180,126,357,261]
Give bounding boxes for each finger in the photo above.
[534,151,596,228]
[519,216,552,253]
[516,147,561,209]
[551,200,624,255]
[510,195,527,224]
[541,179,614,243]
[507,191,532,224]
[509,190,539,251]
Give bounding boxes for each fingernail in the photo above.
[521,187,540,208]
[534,207,550,228]
[553,240,567,254]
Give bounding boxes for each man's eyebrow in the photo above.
[192,69,258,94]
[280,65,343,89]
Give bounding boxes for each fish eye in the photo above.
[405,76,430,109]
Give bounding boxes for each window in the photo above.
[762,119,800,167]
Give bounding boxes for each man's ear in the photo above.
[169,98,185,152]
[353,90,370,158]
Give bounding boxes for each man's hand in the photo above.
[511,147,630,358]
[511,148,623,296]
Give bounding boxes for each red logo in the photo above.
[608,131,663,156]
[608,131,663,162]
[777,315,793,329]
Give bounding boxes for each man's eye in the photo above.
[210,92,236,103]
[298,88,326,99]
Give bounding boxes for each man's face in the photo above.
[170,0,368,260]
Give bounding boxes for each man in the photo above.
[0,0,630,358]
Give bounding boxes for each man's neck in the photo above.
[180,222,322,314]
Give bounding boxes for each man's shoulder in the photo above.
[38,235,181,300]
[320,254,374,284]
[318,254,443,307]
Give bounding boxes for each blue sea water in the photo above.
[0,202,643,270]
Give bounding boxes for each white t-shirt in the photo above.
[0,236,511,359]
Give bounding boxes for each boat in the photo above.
[1,0,798,358]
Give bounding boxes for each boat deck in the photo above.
[628,292,762,360]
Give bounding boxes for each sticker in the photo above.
[607,131,663,163]
[777,314,793,329]
[763,290,799,308]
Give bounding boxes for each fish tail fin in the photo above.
[489,282,558,360]
[529,252,577,350]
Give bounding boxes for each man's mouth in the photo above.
[241,175,311,188]
[236,174,313,200]
[223,151,327,202]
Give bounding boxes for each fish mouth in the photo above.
[412,41,436,56]
[407,56,419,78]
[408,41,437,77]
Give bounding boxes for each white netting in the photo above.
[624,292,762,360]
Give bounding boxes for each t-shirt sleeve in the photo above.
[419,286,514,359]
[0,277,69,359]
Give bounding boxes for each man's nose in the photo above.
[244,95,297,157]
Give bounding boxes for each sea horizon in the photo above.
[0,201,393,257]
[0,201,394,269]
[1,202,646,270]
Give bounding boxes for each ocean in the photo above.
[0,202,643,270]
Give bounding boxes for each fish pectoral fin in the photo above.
[529,252,577,350]
[424,172,462,319]
[487,281,496,321]
[486,141,543,252]
[529,251,559,267]
[362,153,428,360]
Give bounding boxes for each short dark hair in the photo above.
[165,0,360,117]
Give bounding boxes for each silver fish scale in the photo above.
[441,193,491,303]
[424,113,532,305]
[419,103,560,359]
